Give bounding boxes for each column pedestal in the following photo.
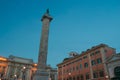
[34,69,49,80]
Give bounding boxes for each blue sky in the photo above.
[0,0,120,68]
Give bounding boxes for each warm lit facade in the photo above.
[57,44,116,80]
[0,55,57,80]
[0,56,8,78]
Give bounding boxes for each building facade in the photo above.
[57,44,116,80]
[0,56,8,79]
[6,55,36,80]
[0,55,57,80]
[106,53,120,80]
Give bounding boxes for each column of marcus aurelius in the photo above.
[33,9,53,80]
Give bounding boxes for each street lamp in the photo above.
[105,75,109,80]
[14,74,17,80]
[105,75,108,78]
[68,73,71,80]
[68,73,71,76]
[22,66,26,80]
[14,74,17,77]
[23,66,26,69]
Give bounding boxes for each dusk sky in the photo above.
[0,0,120,68]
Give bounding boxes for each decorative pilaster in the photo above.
[100,48,109,76]
[88,53,93,79]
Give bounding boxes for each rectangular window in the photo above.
[86,73,89,80]
[91,60,96,66]
[80,75,84,80]
[83,56,87,59]
[99,70,104,77]
[76,66,79,70]
[97,58,102,64]
[95,50,100,54]
[93,72,98,78]
[80,64,82,69]
[90,53,94,56]
[84,63,88,68]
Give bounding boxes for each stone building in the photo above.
[57,44,116,80]
[0,56,8,79]
[0,55,57,80]
[6,55,36,80]
[106,53,120,80]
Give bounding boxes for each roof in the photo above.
[8,55,34,64]
[57,44,114,66]
[106,53,120,63]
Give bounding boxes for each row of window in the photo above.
[59,50,102,68]
[60,70,104,80]
[58,58,102,75]
[90,50,100,56]
[59,58,102,75]
[93,70,104,78]
[91,58,102,66]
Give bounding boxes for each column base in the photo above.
[33,69,49,80]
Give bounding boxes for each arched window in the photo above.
[114,66,120,77]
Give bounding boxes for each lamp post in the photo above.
[105,75,109,80]
[68,73,71,80]
[14,74,17,80]
[22,66,26,80]
[23,67,26,70]
[106,63,110,80]
[68,73,71,76]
